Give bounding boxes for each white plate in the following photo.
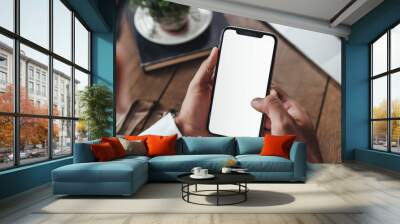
[134,7,213,45]
[190,174,215,179]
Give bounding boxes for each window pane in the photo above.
[53,119,72,157]
[372,121,388,151]
[372,33,387,76]
[53,0,72,60]
[74,18,89,70]
[53,59,72,117]
[0,0,14,31]
[20,117,49,165]
[74,69,89,118]
[0,34,14,112]
[20,0,49,49]
[391,72,400,118]
[0,116,13,170]
[391,120,400,153]
[372,76,387,119]
[20,44,49,115]
[392,24,400,70]
[75,120,88,143]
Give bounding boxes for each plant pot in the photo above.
[152,8,190,32]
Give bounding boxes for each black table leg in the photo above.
[195,184,197,192]
[216,184,219,206]
[245,183,247,201]
[187,184,190,202]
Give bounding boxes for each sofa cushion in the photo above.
[101,137,127,158]
[53,158,147,183]
[235,137,263,155]
[91,142,118,161]
[119,138,147,156]
[149,154,235,172]
[115,155,150,163]
[177,137,235,155]
[260,135,296,159]
[147,134,177,157]
[236,155,293,172]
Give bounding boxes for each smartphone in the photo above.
[207,27,277,137]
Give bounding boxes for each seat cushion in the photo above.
[177,137,235,155]
[236,155,293,172]
[52,158,147,183]
[149,154,235,172]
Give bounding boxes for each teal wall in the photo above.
[0,0,115,200]
[0,158,72,199]
[92,32,115,135]
[90,0,115,135]
[343,0,400,170]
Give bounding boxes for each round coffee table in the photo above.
[177,173,255,206]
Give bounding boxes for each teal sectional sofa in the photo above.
[52,137,307,196]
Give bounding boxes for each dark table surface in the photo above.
[177,172,255,185]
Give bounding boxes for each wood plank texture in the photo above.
[116,11,177,122]
[317,79,342,163]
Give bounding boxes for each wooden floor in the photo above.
[1,162,400,224]
[116,10,341,163]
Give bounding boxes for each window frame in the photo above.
[370,21,400,154]
[0,0,92,171]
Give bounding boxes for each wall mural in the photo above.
[115,0,341,163]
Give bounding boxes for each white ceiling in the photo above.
[168,0,384,37]
[227,0,352,21]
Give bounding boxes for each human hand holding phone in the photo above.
[174,47,323,163]
[174,47,219,136]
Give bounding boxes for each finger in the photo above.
[251,95,297,135]
[192,47,219,84]
[270,89,279,97]
[270,85,289,102]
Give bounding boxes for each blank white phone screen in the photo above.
[209,29,275,137]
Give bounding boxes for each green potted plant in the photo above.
[130,0,190,31]
[79,84,113,140]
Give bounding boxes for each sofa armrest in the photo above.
[73,140,99,163]
[289,141,307,181]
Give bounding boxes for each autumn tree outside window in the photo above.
[370,22,400,153]
[0,0,91,170]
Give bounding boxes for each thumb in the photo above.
[192,47,219,85]
[251,94,283,116]
[251,95,297,135]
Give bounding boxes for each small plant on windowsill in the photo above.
[79,84,113,140]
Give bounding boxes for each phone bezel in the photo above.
[207,26,278,137]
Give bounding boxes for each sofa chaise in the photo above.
[52,137,306,196]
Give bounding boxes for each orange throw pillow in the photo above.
[124,135,148,141]
[101,137,126,158]
[91,142,117,162]
[146,134,177,157]
[260,135,296,159]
